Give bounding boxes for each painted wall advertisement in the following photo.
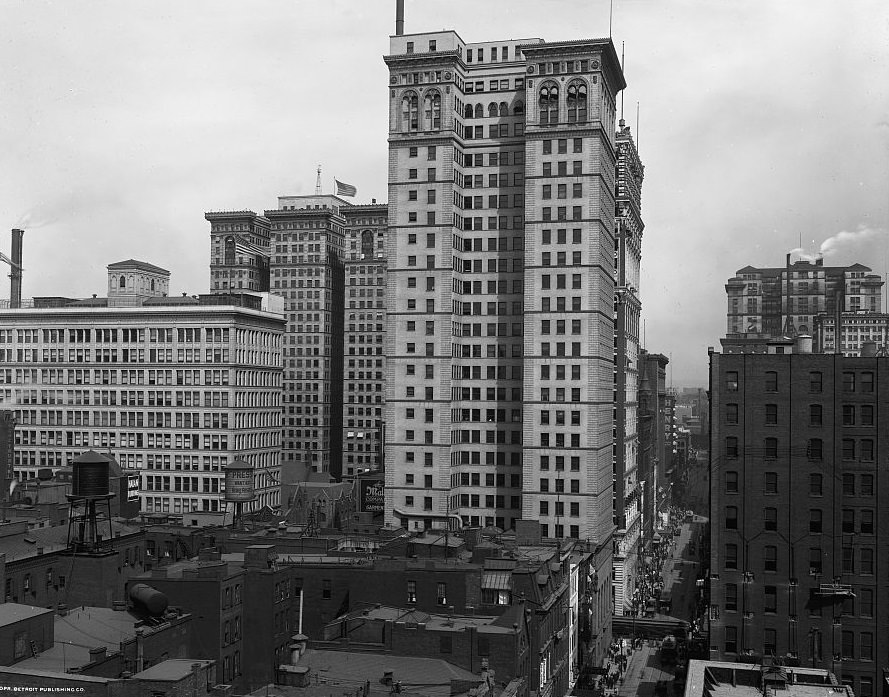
[359,478,384,513]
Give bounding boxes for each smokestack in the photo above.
[395,0,404,36]
[10,229,23,310]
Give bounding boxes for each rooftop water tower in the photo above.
[66,450,114,553]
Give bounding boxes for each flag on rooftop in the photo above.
[335,179,357,197]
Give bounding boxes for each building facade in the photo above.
[723,258,884,352]
[207,200,388,479]
[342,204,389,475]
[709,351,888,697]
[382,27,625,559]
[612,120,644,615]
[637,350,669,539]
[0,262,284,513]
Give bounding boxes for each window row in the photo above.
[725,402,875,426]
[724,370,875,393]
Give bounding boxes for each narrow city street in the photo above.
[604,512,706,697]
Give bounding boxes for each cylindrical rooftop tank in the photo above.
[129,583,169,616]
[861,341,878,357]
[224,459,256,502]
[795,334,813,355]
[70,450,111,498]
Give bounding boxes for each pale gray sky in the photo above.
[2,0,888,385]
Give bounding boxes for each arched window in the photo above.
[150,279,155,291]
[224,236,236,266]
[361,230,374,258]
[402,92,419,132]
[464,104,474,119]
[513,100,525,115]
[567,82,588,123]
[499,102,508,116]
[474,104,483,118]
[488,102,498,117]
[423,91,441,129]
[119,275,126,288]
[539,84,558,125]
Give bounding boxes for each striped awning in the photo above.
[482,570,512,591]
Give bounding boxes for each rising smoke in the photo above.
[819,225,888,256]
[14,188,115,229]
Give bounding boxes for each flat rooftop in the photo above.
[0,603,53,627]
[17,607,139,673]
[684,660,848,697]
[133,658,213,681]
[352,605,510,633]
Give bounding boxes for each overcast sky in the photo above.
[2,0,887,385]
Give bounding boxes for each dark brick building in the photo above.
[709,350,889,697]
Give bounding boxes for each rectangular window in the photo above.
[724,583,737,611]
[725,506,738,530]
[764,545,777,572]
[861,371,874,393]
[764,586,777,613]
[860,632,873,661]
[809,509,822,533]
[860,547,874,574]
[407,580,417,603]
[725,626,738,654]
[859,588,873,617]
[724,543,738,570]
[764,371,777,391]
[809,371,822,392]
[861,404,874,425]
[807,438,823,460]
[726,371,738,391]
[809,404,822,426]
[763,628,777,657]
[764,507,777,531]
[726,404,738,424]
[809,547,822,575]
[809,473,822,496]
[725,471,739,493]
[725,437,738,458]
[764,472,777,494]
[765,404,777,424]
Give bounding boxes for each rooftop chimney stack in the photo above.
[395,0,404,36]
[10,229,23,309]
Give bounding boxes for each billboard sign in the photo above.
[127,474,141,502]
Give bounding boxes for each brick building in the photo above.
[709,349,889,697]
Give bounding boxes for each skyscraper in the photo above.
[382,19,625,572]
[207,198,388,478]
[723,258,885,354]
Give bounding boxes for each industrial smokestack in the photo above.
[10,229,23,310]
[395,0,404,36]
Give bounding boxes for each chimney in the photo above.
[10,229,23,309]
[395,0,404,35]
